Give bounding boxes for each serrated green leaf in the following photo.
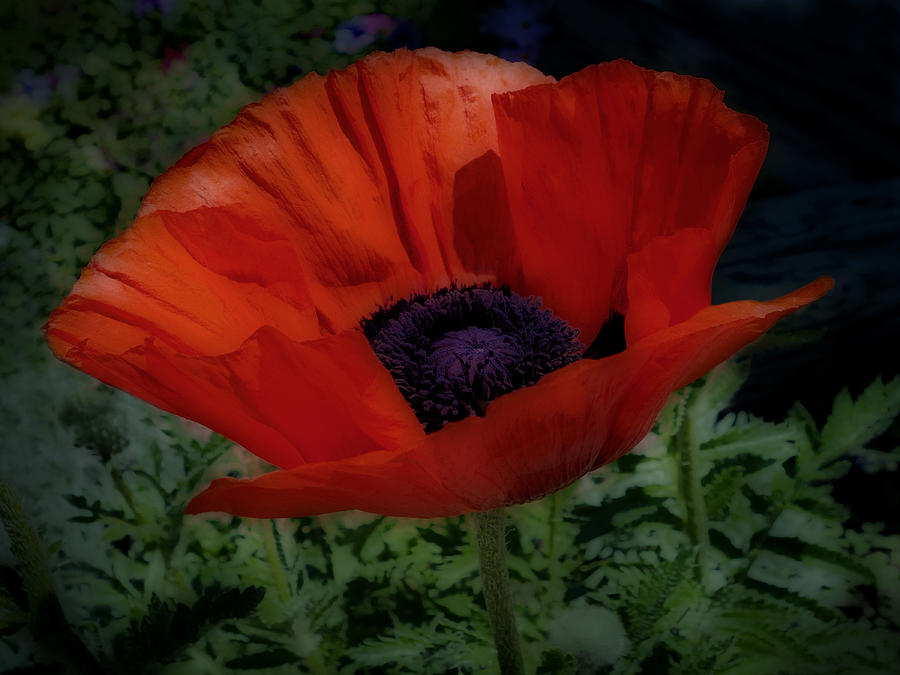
[431,592,474,618]
[699,420,796,464]
[727,578,841,623]
[655,390,688,439]
[111,585,265,671]
[572,489,667,545]
[849,446,900,474]
[691,360,750,423]
[792,494,850,522]
[342,616,492,673]
[820,377,900,465]
[611,550,693,644]
[761,536,876,584]
[702,457,776,523]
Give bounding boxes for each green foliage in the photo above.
[60,391,130,463]
[815,378,900,478]
[110,585,266,673]
[1,1,898,672]
[2,358,898,672]
[566,364,900,674]
[0,0,436,374]
[343,617,496,673]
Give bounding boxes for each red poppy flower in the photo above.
[45,48,832,519]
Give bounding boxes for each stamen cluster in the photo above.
[362,285,584,433]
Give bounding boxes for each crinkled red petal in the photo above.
[186,278,832,518]
[336,49,554,288]
[492,59,769,343]
[46,320,424,469]
[139,48,551,331]
[45,49,550,467]
[46,49,831,520]
[46,210,322,357]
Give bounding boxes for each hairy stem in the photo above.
[471,509,525,675]
[0,473,100,674]
[258,518,328,675]
[110,465,143,524]
[259,519,291,602]
[0,475,55,620]
[676,397,709,584]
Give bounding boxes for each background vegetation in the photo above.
[2,1,898,672]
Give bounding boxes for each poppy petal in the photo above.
[337,49,554,287]
[138,49,552,332]
[492,59,769,342]
[425,280,832,509]
[46,209,322,357]
[44,208,426,468]
[46,49,832,522]
[46,321,425,469]
[623,227,719,343]
[45,50,551,469]
[185,278,832,518]
[185,447,471,518]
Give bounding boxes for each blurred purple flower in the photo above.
[333,13,419,54]
[134,0,178,18]
[13,64,80,105]
[482,0,551,63]
[13,69,57,105]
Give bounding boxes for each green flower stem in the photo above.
[676,396,709,584]
[0,475,55,621]
[0,473,100,674]
[471,509,525,675]
[257,520,327,675]
[259,519,291,602]
[110,465,143,524]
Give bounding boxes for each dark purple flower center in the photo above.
[362,284,592,433]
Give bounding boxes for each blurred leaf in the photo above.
[224,647,299,669]
[111,585,265,671]
[820,377,900,465]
